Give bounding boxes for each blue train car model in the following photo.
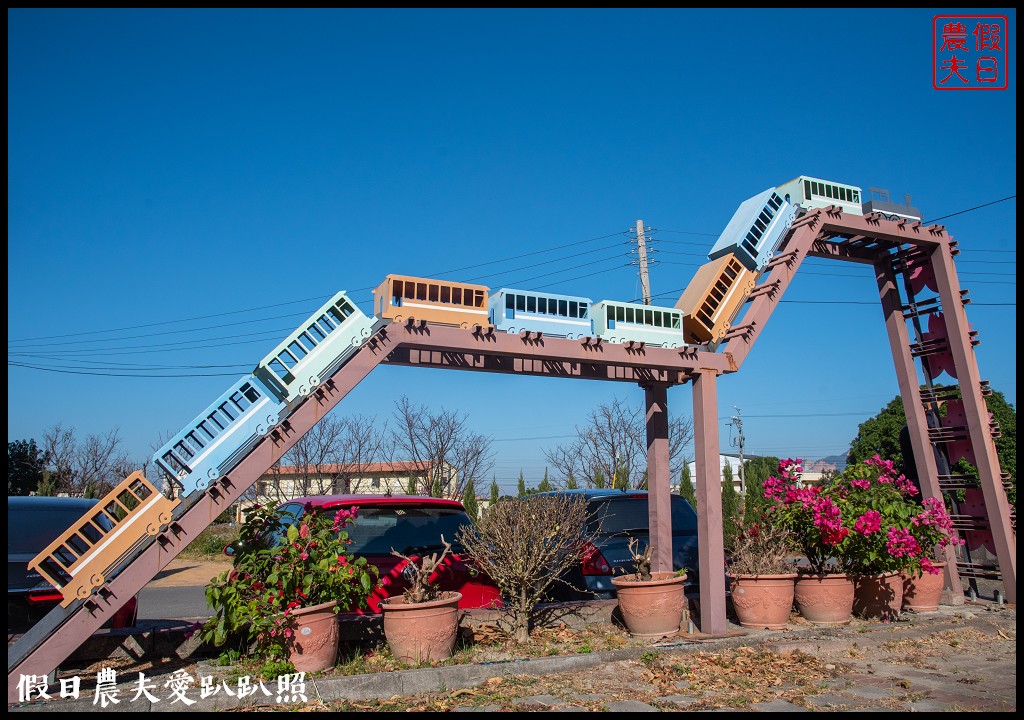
[153,375,286,495]
[488,288,594,339]
[590,301,685,348]
[707,188,798,272]
[254,291,377,404]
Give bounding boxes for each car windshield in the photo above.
[344,506,473,555]
[587,497,697,537]
[8,505,95,555]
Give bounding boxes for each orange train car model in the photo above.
[373,274,491,329]
[674,253,757,344]
[27,472,179,606]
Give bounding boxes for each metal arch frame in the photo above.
[9,208,1015,703]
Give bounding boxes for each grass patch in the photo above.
[178,523,239,561]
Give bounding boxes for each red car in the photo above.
[232,495,502,613]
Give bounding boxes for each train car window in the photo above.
[441,285,451,304]
[117,490,141,512]
[416,283,426,301]
[616,306,625,322]
[580,302,588,317]
[852,190,860,203]
[515,294,525,311]
[538,297,547,314]
[804,180,812,199]
[625,306,634,323]
[104,501,128,523]
[79,522,104,545]
[66,534,91,556]
[505,293,515,309]
[452,287,463,305]
[527,296,536,312]
[474,290,485,308]
[338,298,354,317]
[672,314,681,329]
[645,309,653,326]
[242,383,261,404]
[568,301,577,317]
[91,511,117,534]
[428,284,439,302]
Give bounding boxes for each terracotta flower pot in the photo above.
[611,571,687,640]
[902,562,946,613]
[286,600,340,673]
[794,573,855,626]
[728,573,797,630]
[853,573,904,622]
[381,591,462,663]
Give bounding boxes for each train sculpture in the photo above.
[34,174,888,607]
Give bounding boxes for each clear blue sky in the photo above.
[8,9,1016,493]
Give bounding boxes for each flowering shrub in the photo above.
[833,455,962,577]
[764,455,962,579]
[202,503,378,661]
[764,457,849,575]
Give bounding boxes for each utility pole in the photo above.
[632,220,652,305]
[730,406,745,496]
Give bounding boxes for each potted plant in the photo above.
[202,503,378,673]
[902,494,963,612]
[379,536,463,663]
[764,458,856,625]
[727,517,798,630]
[830,455,964,618]
[610,537,688,640]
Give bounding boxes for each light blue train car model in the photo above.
[590,301,686,348]
[488,288,594,339]
[254,291,377,404]
[153,375,287,495]
[707,188,798,272]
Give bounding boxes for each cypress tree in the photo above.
[566,471,578,490]
[721,463,740,550]
[537,467,552,493]
[678,464,696,505]
[593,468,606,489]
[462,477,479,520]
[490,475,500,505]
[517,470,527,498]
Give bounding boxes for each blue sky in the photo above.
[8,9,1016,493]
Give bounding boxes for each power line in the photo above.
[923,195,1016,224]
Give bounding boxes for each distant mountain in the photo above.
[806,454,848,473]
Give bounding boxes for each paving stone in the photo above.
[804,693,854,708]
[512,694,566,707]
[749,699,811,712]
[659,694,701,706]
[604,699,660,712]
[568,693,607,701]
[905,699,954,712]
[844,686,898,700]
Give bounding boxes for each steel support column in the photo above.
[929,241,1016,602]
[692,370,727,635]
[644,383,672,574]
[875,258,964,599]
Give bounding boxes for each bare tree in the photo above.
[247,413,391,506]
[41,423,141,498]
[543,397,693,489]
[391,396,494,499]
[455,493,596,643]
